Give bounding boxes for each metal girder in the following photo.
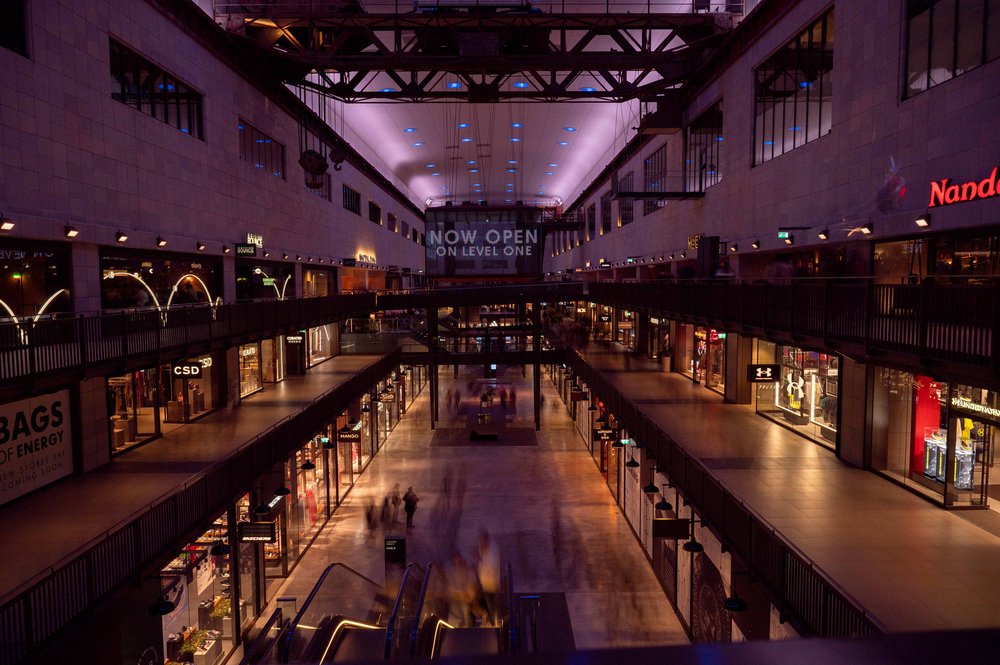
[216,9,732,102]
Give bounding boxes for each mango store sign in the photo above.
[928,167,1000,208]
[427,229,537,257]
[0,390,71,506]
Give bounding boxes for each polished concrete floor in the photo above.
[264,364,690,651]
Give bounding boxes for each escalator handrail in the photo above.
[409,562,437,658]
[237,606,284,665]
[384,562,421,659]
[505,563,516,652]
[282,562,384,661]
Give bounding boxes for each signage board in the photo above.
[384,537,406,569]
[238,521,277,543]
[262,277,276,287]
[652,518,692,540]
[777,231,791,240]
[337,429,362,443]
[0,389,72,507]
[571,390,589,402]
[246,233,264,247]
[286,335,304,344]
[235,243,257,257]
[747,364,781,383]
[172,362,203,378]
[342,258,357,267]
[593,427,619,443]
[618,321,633,330]
[599,314,611,323]
[687,235,700,250]
[380,392,396,403]
[928,167,1000,208]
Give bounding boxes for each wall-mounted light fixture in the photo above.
[915,213,931,228]
[116,230,129,243]
[65,226,79,238]
[156,236,167,247]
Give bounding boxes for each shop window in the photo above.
[303,268,332,297]
[100,250,222,310]
[108,369,159,453]
[0,240,72,317]
[906,0,998,97]
[368,201,382,225]
[343,185,361,215]
[643,143,668,214]
[162,356,217,424]
[755,342,838,448]
[618,172,634,226]
[0,0,27,56]
[160,512,235,665]
[307,323,336,367]
[110,39,203,139]
[600,191,612,235]
[239,343,263,397]
[261,337,286,383]
[753,9,833,164]
[287,438,329,562]
[238,119,285,178]
[686,101,723,192]
[234,261,295,301]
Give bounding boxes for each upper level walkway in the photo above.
[576,345,1000,632]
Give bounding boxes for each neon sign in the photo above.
[928,167,999,208]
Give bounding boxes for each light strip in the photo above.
[319,619,382,663]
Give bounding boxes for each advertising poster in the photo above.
[0,389,72,506]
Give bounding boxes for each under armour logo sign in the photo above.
[747,364,781,383]
[755,367,773,379]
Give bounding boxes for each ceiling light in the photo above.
[447,81,462,89]
[506,168,516,173]
[548,163,558,167]
[282,253,288,259]
[412,142,425,147]
[425,163,436,168]
[467,160,476,165]
[669,253,674,260]
[510,137,521,142]
[263,250,270,257]
[511,122,523,128]
[461,137,472,143]
[581,86,596,92]
[563,127,577,132]
[513,81,529,89]
[751,239,760,249]
[682,537,704,553]
[115,230,128,243]
[680,251,686,259]
[508,160,517,165]
[296,255,301,260]
[783,234,795,245]
[730,243,738,253]
[432,172,440,176]
[64,225,79,238]
[557,141,568,146]
[723,593,749,613]
[148,596,177,616]
[817,229,829,240]
[156,237,167,247]
[915,213,931,228]
[380,87,395,93]
[197,241,206,251]
[458,122,470,128]
[470,169,479,173]
[403,127,416,133]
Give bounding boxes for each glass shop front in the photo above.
[0,239,72,317]
[871,370,996,508]
[107,354,219,454]
[675,324,726,393]
[100,249,222,310]
[239,343,263,397]
[755,341,839,449]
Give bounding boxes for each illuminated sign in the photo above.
[342,258,357,267]
[426,228,538,258]
[246,233,264,247]
[262,277,275,287]
[337,429,362,442]
[777,231,791,240]
[286,335,304,344]
[747,364,781,383]
[238,521,276,543]
[950,396,1000,420]
[929,167,999,208]
[358,253,377,263]
[0,390,72,506]
[172,363,203,378]
[687,235,700,250]
[235,243,257,256]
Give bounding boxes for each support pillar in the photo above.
[427,306,438,429]
[723,332,755,405]
[531,302,542,431]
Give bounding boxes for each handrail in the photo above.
[238,607,286,665]
[384,562,420,659]
[409,562,436,658]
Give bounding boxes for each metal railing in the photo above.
[0,350,401,665]
[566,350,885,638]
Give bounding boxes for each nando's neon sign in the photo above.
[928,167,1000,208]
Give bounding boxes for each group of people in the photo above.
[441,532,501,627]
[365,484,420,537]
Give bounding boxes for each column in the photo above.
[723,332,754,405]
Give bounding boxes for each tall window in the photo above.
[600,191,612,235]
[686,102,723,192]
[618,172,634,226]
[238,119,285,177]
[387,213,398,233]
[343,185,361,215]
[754,9,834,164]
[401,220,410,238]
[368,202,382,225]
[110,40,204,140]
[586,204,596,242]
[906,1,1000,96]
[643,144,668,215]
[0,0,27,56]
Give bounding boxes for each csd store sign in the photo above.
[0,390,72,506]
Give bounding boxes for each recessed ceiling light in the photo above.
[470,169,479,173]
[380,87,395,93]
[447,81,462,89]
[548,163,558,167]
[545,172,553,175]
[513,81,529,89]
[581,86,596,92]
[507,168,516,173]
[473,183,481,186]
[64,225,79,238]
[511,122,523,128]
[461,137,472,142]
[431,172,440,176]
[510,137,521,142]
[505,198,512,202]
[116,230,128,243]
[425,163,436,168]
[403,127,416,133]
[458,122,470,128]
[412,142,425,147]
[506,183,514,186]
[557,141,568,146]
[508,160,517,164]
[563,127,577,132]
[467,160,477,164]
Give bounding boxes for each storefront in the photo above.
[595,307,613,340]
[674,325,726,393]
[107,354,219,453]
[0,238,72,317]
[261,336,286,383]
[376,379,401,446]
[285,436,330,562]
[755,342,839,448]
[235,258,295,301]
[159,511,236,665]
[646,317,669,362]
[307,323,337,367]
[239,343,263,397]
[100,248,222,310]
[337,415,363,500]
[871,370,995,507]
[303,266,336,297]
[615,310,636,350]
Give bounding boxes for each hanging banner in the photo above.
[0,389,72,506]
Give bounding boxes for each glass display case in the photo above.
[923,427,946,480]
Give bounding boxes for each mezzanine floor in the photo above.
[577,345,1000,631]
[259,364,689,651]
[0,355,381,603]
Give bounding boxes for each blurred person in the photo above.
[476,532,501,625]
[391,484,401,523]
[403,486,420,528]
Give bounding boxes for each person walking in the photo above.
[403,486,420,528]
[499,387,508,410]
[390,484,401,523]
[476,532,501,625]
[509,387,517,411]
[380,496,390,526]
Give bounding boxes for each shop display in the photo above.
[240,344,262,397]
[756,343,840,448]
[923,428,946,480]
